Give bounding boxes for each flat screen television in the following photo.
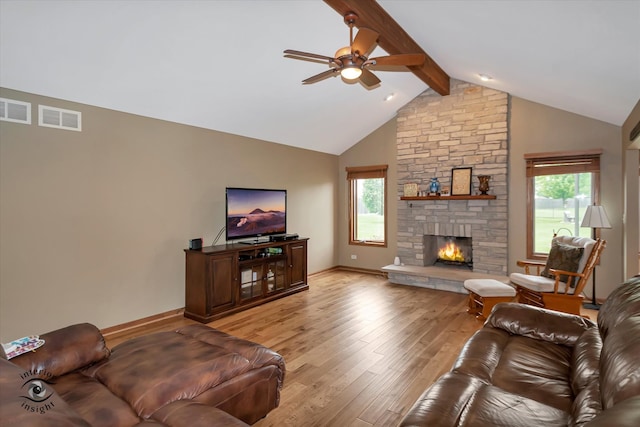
[225,187,287,242]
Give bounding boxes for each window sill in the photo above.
[349,241,387,247]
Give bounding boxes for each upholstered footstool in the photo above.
[464,279,516,320]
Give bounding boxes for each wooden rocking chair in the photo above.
[510,236,606,316]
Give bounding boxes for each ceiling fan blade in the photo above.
[351,27,378,57]
[283,49,336,63]
[369,53,426,67]
[359,68,381,88]
[302,69,339,84]
[284,54,335,66]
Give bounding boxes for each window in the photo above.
[346,164,388,247]
[525,150,602,258]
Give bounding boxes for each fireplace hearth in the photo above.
[424,235,473,270]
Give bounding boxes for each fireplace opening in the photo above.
[424,235,473,270]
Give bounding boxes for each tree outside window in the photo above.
[526,151,601,258]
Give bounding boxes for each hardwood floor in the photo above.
[243,271,482,427]
[105,270,481,425]
[103,270,598,426]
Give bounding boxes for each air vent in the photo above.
[38,105,82,131]
[0,98,32,124]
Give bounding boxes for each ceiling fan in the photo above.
[283,12,426,88]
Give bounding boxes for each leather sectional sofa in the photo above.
[400,276,640,426]
[0,323,285,426]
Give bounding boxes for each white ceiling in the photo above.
[1,1,638,155]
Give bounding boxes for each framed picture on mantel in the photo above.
[403,182,419,197]
[451,167,472,196]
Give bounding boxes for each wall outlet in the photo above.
[351,254,357,260]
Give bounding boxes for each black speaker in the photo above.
[189,238,203,250]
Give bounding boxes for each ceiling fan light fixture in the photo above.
[341,66,362,80]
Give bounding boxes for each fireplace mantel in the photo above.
[400,195,497,201]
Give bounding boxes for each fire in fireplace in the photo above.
[439,242,465,262]
[424,235,473,269]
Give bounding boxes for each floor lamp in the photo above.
[580,204,611,309]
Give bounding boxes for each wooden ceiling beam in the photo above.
[323,0,450,95]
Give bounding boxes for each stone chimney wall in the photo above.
[396,79,509,275]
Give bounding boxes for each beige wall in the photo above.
[0,88,339,340]
[622,99,640,278]
[337,118,398,269]
[2,85,631,340]
[509,97,624,299]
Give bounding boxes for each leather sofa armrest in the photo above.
[9,323,110,378]
[486,302,595,346]
[150,400,249,426]
[585,396,640,427]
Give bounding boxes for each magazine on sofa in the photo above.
[2,336,45,359]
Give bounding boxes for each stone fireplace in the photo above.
[386,79,509,292]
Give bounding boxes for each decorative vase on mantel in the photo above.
[429,177,441,195]
[477,175,491,195]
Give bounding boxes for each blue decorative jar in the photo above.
[429,177,441,195]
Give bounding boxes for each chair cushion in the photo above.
[541,241,584,285]
[553,236,596,276]
[510,272,558,292]
[52,373,142,427]
[400,372,569,427]
[464,279,516,297]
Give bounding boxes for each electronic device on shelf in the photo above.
[270,233,299,241]
[188,238,203,250]
[226,187,287,243]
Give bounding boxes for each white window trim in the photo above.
[38,104,82,131]
[0,98,32,124]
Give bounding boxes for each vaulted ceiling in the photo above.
[1,1,638,155]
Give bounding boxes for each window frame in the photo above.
[346,164,388,247]
[525,149,602,259]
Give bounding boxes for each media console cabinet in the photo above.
[184,238,308,323]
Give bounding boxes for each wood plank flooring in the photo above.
[103,270,598,426]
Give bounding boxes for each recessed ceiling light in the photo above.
[384,93,395,101]
[478,74,493,82]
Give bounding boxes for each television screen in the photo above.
[225,187,287,241]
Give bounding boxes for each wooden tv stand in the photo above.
[184,238,308,323]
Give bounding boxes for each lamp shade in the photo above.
[580,205,612,229]
[340,66,362,80]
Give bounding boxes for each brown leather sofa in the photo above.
[0,323,285,426]
[400,276,640,427]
